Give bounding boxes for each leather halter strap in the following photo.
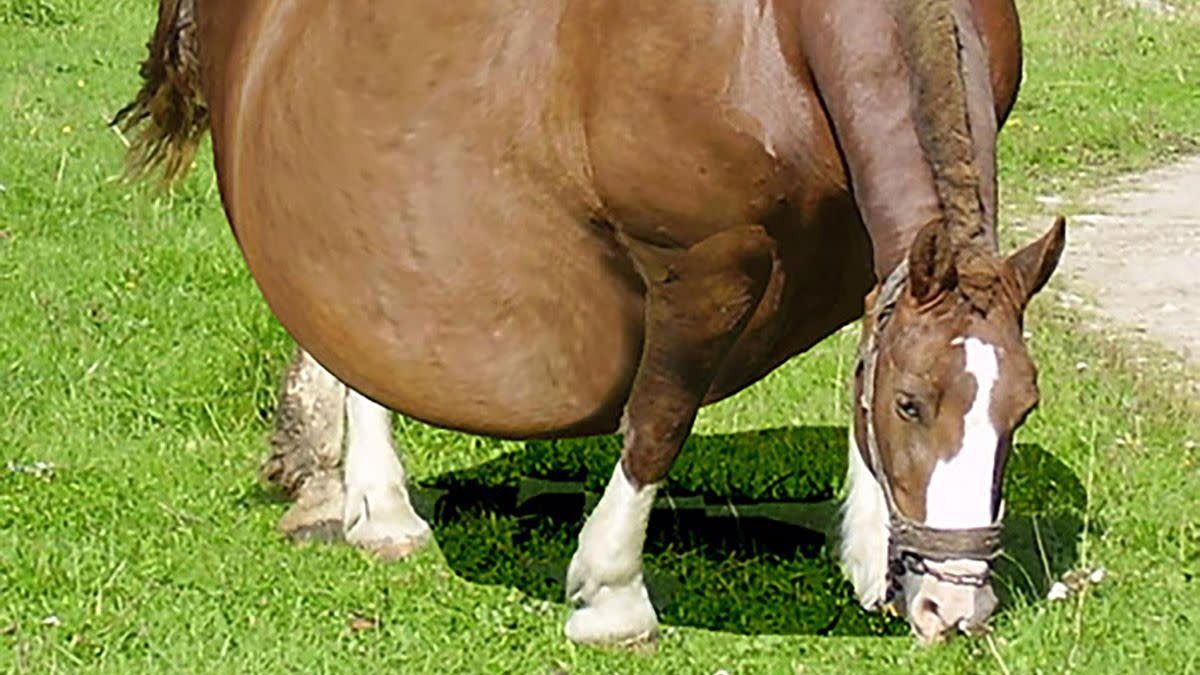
[855,260,1003,593]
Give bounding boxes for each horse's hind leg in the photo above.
[565,225,775,646]
[261,347,431,559]
[341,390,432,559]
[261,347,347,542]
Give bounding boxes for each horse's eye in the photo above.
[895,395,923,422]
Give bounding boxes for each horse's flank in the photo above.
[113,0,1015,217]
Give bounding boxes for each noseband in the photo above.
[855,260,1003,602]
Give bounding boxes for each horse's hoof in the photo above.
[573,625,658,652]
[350,527,433,562]
[284,519,344,544]
[277,472,346,545]
[344,491,434,562]
[565,581,659,647]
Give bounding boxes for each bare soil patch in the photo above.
[1059,155,1200,363]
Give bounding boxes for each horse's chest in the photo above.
[576,88,870,401]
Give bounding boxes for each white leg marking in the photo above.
[925,337,1000,529]
[564,463,659,645]
[342,390,431,559]
[840,427,890,609]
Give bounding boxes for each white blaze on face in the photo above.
[925,337,1001,529]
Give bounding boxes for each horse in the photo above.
[115,0,1066,645]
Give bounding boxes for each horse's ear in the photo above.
[908,219,957,304]
[1005,216,1067,306]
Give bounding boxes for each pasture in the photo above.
[2,0,1198,672]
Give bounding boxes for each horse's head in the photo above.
[854,216,1066,642]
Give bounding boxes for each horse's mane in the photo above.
[894,0,1003,308]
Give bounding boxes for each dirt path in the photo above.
[1057,155,1200,363]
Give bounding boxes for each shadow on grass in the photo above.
[410,426,1088,637]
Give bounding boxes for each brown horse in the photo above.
[116,0,1066,645]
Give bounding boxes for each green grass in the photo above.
[997,0,1200,208]
[1,0,1199,672]
[0,0,84,27]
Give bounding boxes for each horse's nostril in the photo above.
[908,594,956,644]
[920,597,941,619]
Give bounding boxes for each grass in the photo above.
[997,0,1200,209]
[1,0,1198,672]
[0,0,83,27]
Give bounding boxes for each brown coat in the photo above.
[131,0,1018,441]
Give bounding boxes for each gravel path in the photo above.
[1059,155,1200,363]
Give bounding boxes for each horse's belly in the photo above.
[227,124,644,438]
[208,3,652,438]
[236,185,645,438]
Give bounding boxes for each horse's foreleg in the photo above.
[341,390,432,560]
[565,225,775,646]
[262,346,348,542]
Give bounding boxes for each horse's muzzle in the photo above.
[900,560,999,644]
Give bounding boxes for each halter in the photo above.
[855,260,1004,604]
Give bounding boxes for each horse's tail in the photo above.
[111,0,209,187]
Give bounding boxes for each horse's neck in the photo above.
[788,0,1000,280]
